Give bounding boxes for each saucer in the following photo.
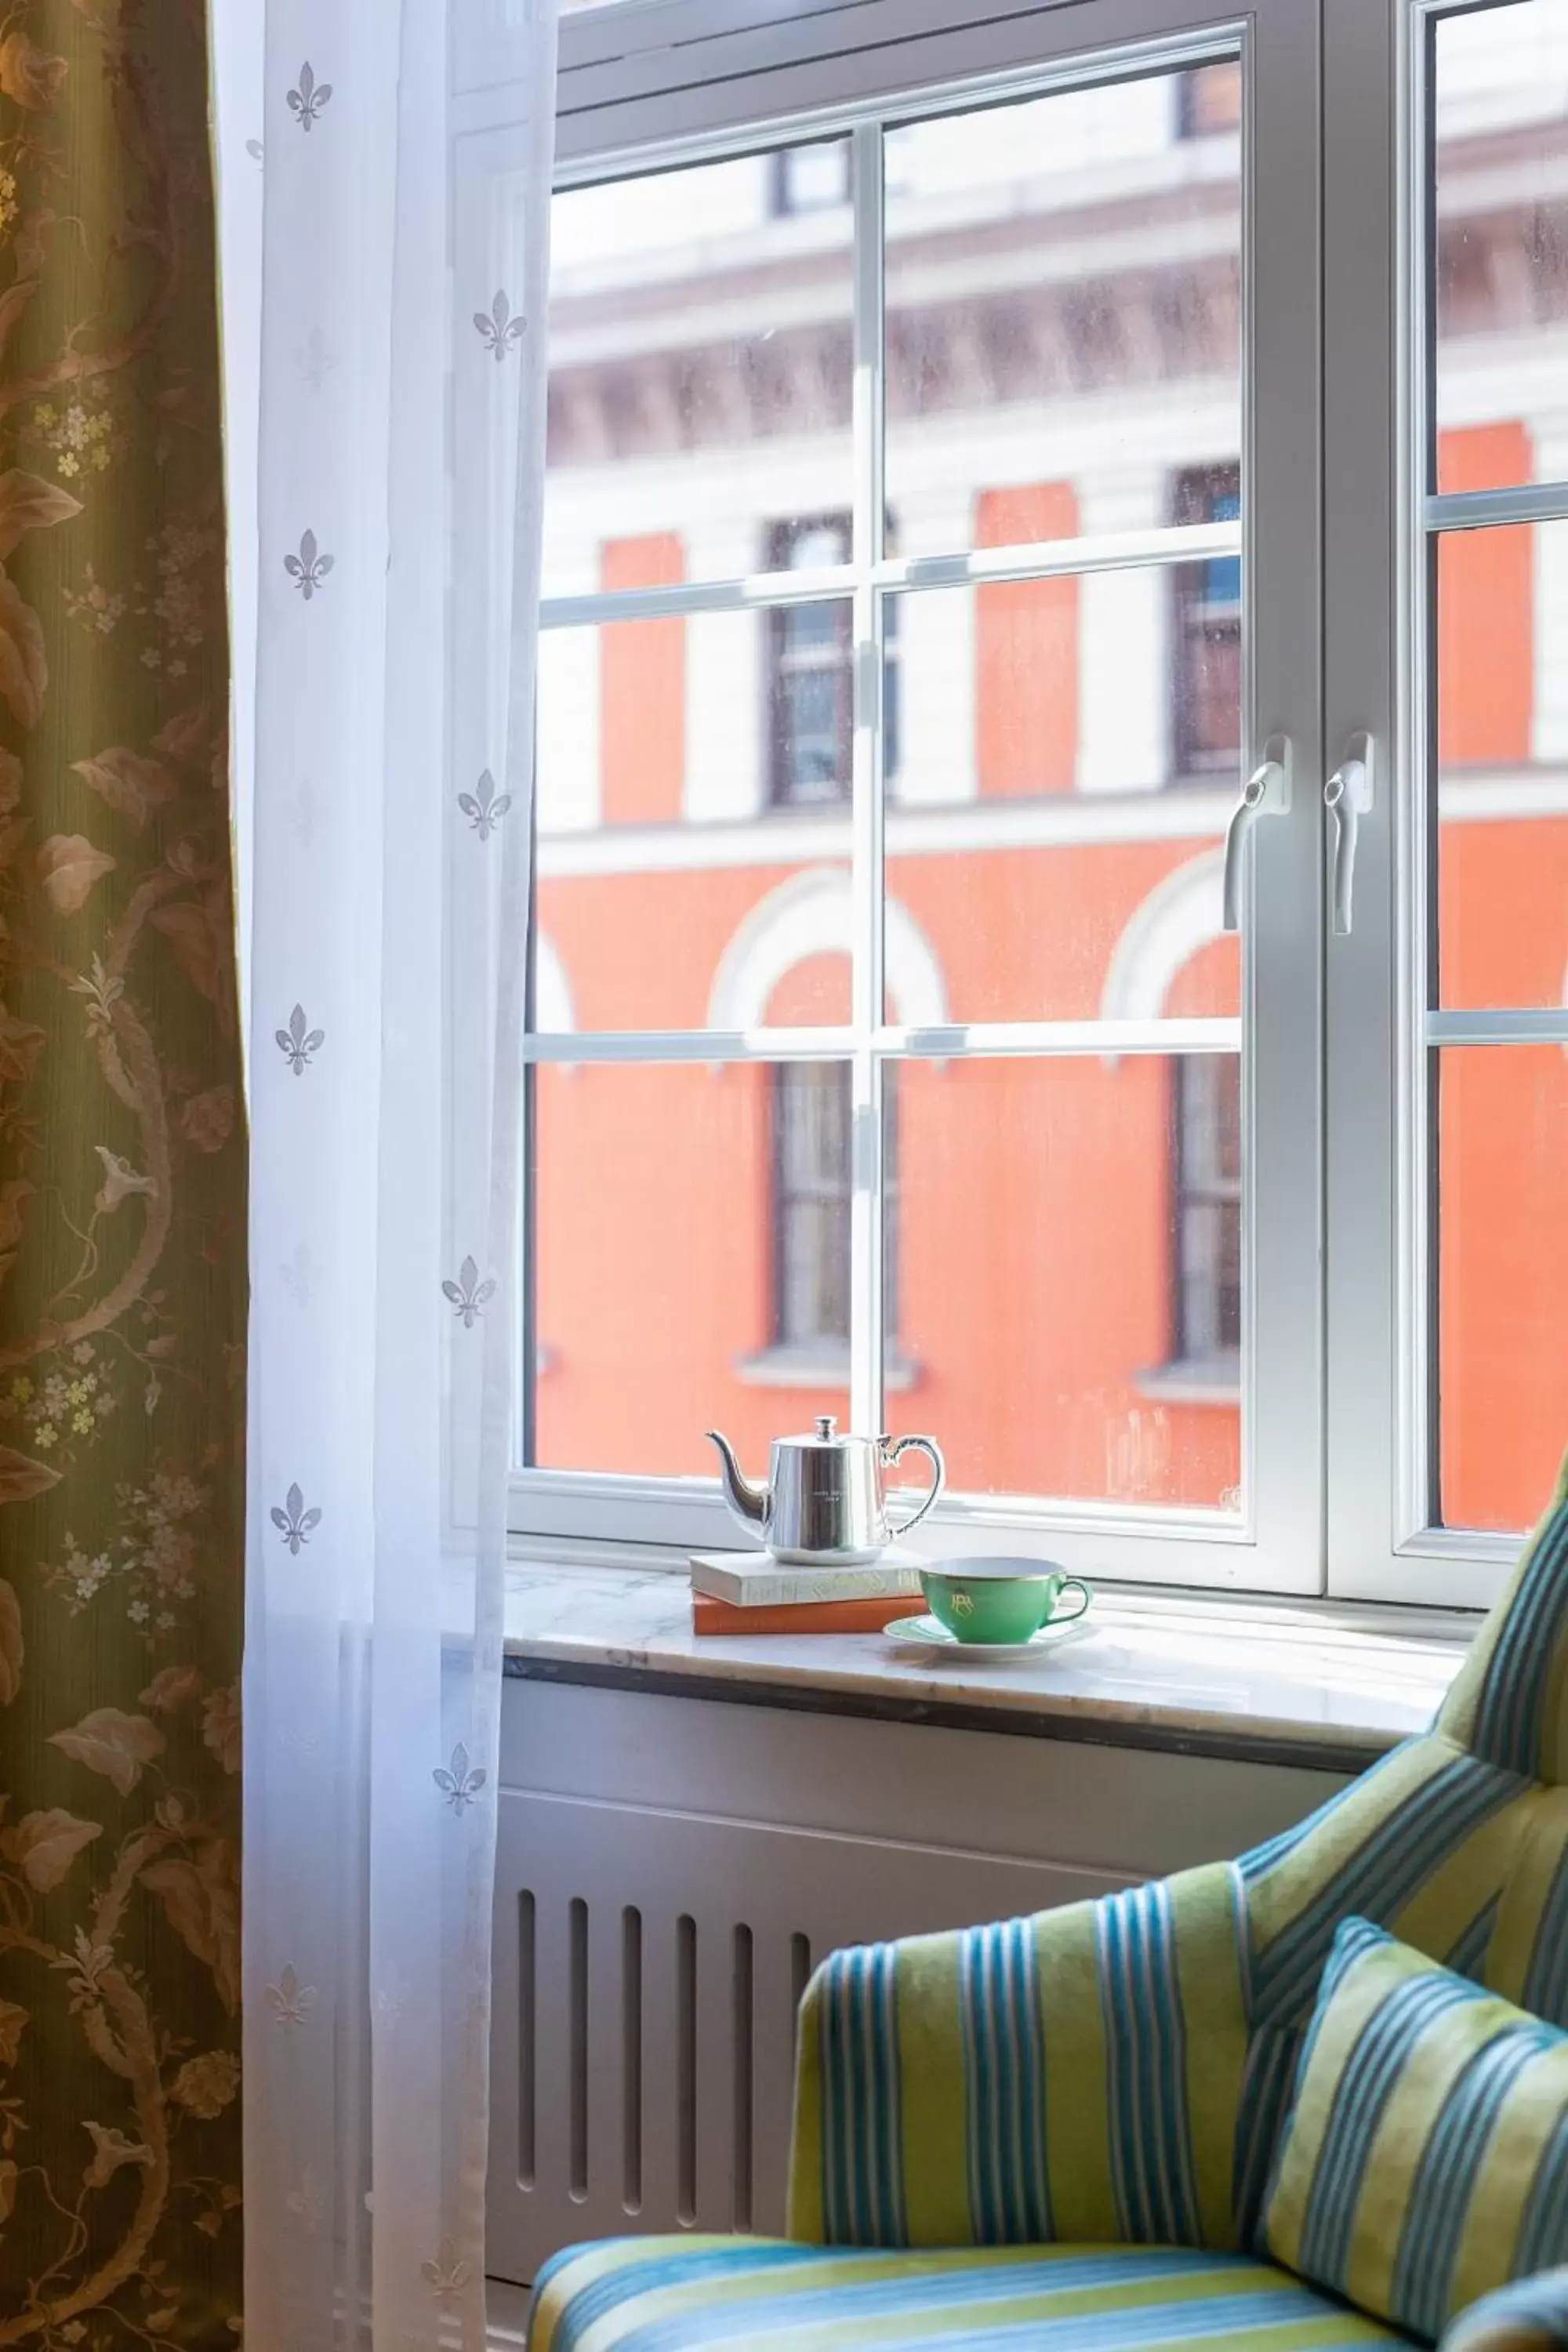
[882,1608,1093,1657]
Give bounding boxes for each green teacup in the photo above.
[918,1559,1092,1646]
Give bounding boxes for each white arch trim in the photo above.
[1099,846,1226,1026]
[535,930,575,1035]
[705,866,949,1033]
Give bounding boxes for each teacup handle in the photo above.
[880,1435,946,1537]
[1052,1577,1092,1625]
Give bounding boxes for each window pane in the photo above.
[531,1060,858,1476]
[1436,1046,1568,1533]
[545,151,852,598]
[535,606,852,1029]
[1432,1,1568,495]
[884,67,1242,559]
[884,576,1239,1023]
[890,1055,1242,1510]
[1435,519,1568,1009]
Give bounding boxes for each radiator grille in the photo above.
[486,1787,1126,2285]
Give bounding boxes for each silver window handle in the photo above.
[1323,732,1375,938]
[1221,734,1291,933]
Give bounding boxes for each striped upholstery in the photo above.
[528,2238,1408,2352]
[1264,1920,1568,2339]
[789,1450,1568,2274]
[528,1450,1568,2350]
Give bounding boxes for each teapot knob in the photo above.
[815,1414,837,1440]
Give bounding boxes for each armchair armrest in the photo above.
[1443,2275,1568,2352]
[787,1862,1249,2252]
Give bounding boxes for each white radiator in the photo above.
[486,1676,1348,2288]
[485,1787,1129,2284]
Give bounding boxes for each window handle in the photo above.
[1221,735,1291,933]
[1323,733,1374,938]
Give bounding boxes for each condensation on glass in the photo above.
[534,606,852,1029]
[1432,0,1568,495]
[895,1054,1243,1512]
[884,70,1242,556]
[1436,1047,1568,1537]
[1423,2,1568,1535]
[883,569,1240,1025]
[544,147,853,597]
[528,48,1250,1519]
[530,1061,860,1478]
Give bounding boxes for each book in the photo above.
[691,1592,924,1637]
[688,1546,924,1609]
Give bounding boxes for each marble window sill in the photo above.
[503,1558,1471,1772]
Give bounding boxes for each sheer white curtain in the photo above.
[216,4,558,2344]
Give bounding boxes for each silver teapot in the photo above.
[706,1416,946,1563]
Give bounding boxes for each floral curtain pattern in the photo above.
[0,2,243,2342]
[218,2,558,2346]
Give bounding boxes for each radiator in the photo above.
[485,1786,1128,2285]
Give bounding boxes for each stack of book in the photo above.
[689,1548,924,1635]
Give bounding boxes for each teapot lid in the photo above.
[785,1414,851,1447]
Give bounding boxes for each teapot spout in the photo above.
[706,1430,770,1536]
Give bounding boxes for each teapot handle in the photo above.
[880,1435,946,1537]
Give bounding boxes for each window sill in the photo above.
[1136,1352,1241,1409]
[735,1342,921,1392]
[502,1554,1471,1773]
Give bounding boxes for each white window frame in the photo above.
[1323,0,1553,1610]
[506,0,1329,1593]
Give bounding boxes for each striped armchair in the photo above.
[528,1457,1568,2352]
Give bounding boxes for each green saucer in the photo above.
[882,1608,1093,1657]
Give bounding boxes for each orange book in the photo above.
[691,1593,922,1636]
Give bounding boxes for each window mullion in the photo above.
[850,119,885,1434]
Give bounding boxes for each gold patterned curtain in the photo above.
[0,0,241,2339]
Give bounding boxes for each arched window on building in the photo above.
[711,869,943,1386]
[771,1064,898,1363]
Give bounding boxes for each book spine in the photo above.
[690,1563,923,1607]
[691,1594,921,1635]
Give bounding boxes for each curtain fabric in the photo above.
[223,3,557,2345]
[0,0,243,2339]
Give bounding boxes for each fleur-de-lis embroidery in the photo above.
[284,529,333,600]
[270,1483,321,1555]
[266,1962,318,2028]
[275,1004,324,1074]
[421,2238,472,2303]
[284,779,318,845]
[294,329,337,394]
[458,768,511,840]
[442,1256,495,1327]
[434,1744,485,1814]
[278,1240,319,1307]
[285,2163,327,2233]
[287,63,332,131]
[474,290,525,361]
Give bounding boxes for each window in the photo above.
[1170,1058,1242,1380]
[768,522,852,807]
[1171,467,1243,782]
[509,0,1541,1607]
[771,1065,899,1359]
[768,519,900,808]
[771,140,851,216]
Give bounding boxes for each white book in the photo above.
[688,1546,925,1608]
